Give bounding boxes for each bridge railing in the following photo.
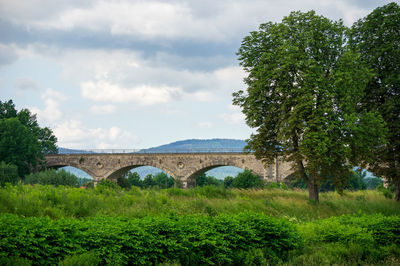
[56,148,246,154]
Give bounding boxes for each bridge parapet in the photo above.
[57,148,248,154]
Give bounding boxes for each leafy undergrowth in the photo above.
[287,213,400,265]
[0,185,399,265]
[0,212,301,265]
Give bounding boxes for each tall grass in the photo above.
[0,184,398,221]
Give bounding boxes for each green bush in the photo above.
[296,213,400,264]
[116,176,131,189]
[0,256,32,266]
[59,251,100,266]
[0,161,19,186]
[24,169,79,187]
[196,174,222,187]
[153,172,174,189]
[96,179,119,191]
[127,172,142,188]
[223,176,234,188]
[0,213,301,265]
[377,184,394,199]
[231,170,264,189]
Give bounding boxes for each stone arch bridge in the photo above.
[45,153,293,187]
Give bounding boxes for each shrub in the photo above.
[153,172,174,189]
[377,184,394,199]
[0,213,301,265]
[24,169,79,187]
[297,213,400,264]
[196,174,222,187]
[142,174,155,188]
[231,170,264,189]
[117,176,131,189]
[59,251,100,266]
[223,176,234,188]
[0,161,19,186]
[95,179,120,191]
[127,172,142,188]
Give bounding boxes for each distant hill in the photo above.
[58,139,247,179]
[140,138,247,153]
[57,147,95,154]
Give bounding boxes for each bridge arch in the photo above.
[45,162,96,180]
[105,162,176,181]
[184,159,262,187]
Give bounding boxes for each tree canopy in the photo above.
[350,2,400,201]
[234,10,386,202]
[0,100,57,177]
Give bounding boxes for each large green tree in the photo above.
[350,2,400,201]
[0,118,41,177]
[0,100,57,177]
[233,11,386,202]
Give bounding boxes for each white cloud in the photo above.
[54,119,139,149]
[30,88,67,125]
[186,91,215,102]
[214,66,246,93]
[0,0,375,47]
[81,80,183,105]
[89,104,116,114]
[30,48,241,105]
[221,104,246,125]
[7,1,224,41]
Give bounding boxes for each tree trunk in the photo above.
[307,176,319,203]
[395,181,400,202]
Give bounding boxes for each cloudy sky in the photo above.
[0,0,395,149]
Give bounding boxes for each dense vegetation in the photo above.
[0,212,301,265]
[0,167,398,265]
[0,183,399,220]
[350,2,400,201]
[0,184,399,265]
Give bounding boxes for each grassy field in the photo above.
[0,184,399,265]
[0,184,398,220]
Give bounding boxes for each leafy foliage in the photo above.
[196,174,222,187]
[153,172,175,189]
[0,161,19,186]
[127,172,142,188]
[0,100,57,177]
[24,169,79,187]
[0,118,42,177]
[233,10,386,202]
[229,169,264,189]
[350,2,400,201]
[294,213,400,264]
[287,170,370,191]
[0,212,301,265]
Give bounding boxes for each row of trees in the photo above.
[234,3,400,202]
[116,170,265,190]
[118,172,175,189]
[5,165,383,193]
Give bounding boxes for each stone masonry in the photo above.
[45,153,294,187]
